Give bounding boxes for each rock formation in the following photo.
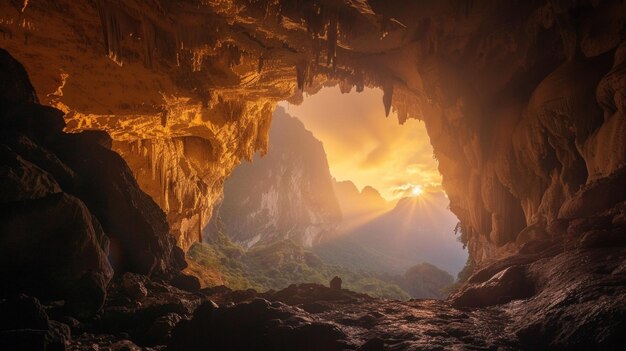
[208,107,341,248]
[332,180,391,218]
[0,0,625,349]
[3,0,623,266]
[0,48,186,317]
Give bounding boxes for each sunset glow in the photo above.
[411,185,423,196]
[279,87,442,200]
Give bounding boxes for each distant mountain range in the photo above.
[315,189,467,276]
[204,106,467,298]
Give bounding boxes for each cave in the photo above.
[0,0,625,350]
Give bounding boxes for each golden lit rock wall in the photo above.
[2,0,624,266]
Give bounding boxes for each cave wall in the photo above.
[1,0,624,267]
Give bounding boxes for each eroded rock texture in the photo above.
[2,0,624,263]
[0,48,185,318]
[209,107,341,248]
[1,0,626,349]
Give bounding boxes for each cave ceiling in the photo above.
[1,0,625,264]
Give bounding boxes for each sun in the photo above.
[411,185,423,196]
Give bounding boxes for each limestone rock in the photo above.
[450,265,535,308]
[0,48,186,279]
[209,108,341,248]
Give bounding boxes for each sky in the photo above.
[278,87,442,200]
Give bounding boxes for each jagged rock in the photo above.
[0,193,112,315]
[145,313,182,344]
[121,273,148,301]
[451,265,535,308]
[0,2,625,350]
[578,228,626,248]
[50,131,184,276]
[0,295,69,351]
[0,48,37,104]
[264,283,361,306]
[170,273,201,292]
[210,108,341,248]
[0,48,186,280]
[0,144,61,202]
[329,276,342,290]
[170,298,348,351]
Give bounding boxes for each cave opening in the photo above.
[190,85,468,300]
[1,0,625,349]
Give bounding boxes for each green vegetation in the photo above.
[186,231,410,300]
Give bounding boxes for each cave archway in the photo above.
[1,0,626,349]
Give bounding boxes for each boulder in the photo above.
[329,276,342,290]
[170,298,347,351]
[170,273,201,292]
[0,295,69,351]
[450,265,535,308]
[0,193,113,316]
[121,273,149,301]
[0,48,186,279]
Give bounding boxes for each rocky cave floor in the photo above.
[5,276,518,351]
[4,238,626,351]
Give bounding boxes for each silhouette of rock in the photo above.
[330,276,342,290]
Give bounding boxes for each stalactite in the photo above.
[96,0,124,66]
[355,70,365,92]
[296,60,310,91]
[326,10,338,68]
[258,55,265,73]
[339,79,352,94]
[141,16,155,68]
[383,81,393,117]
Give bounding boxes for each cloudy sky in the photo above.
[277,87,442,200]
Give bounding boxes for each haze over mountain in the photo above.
[207,107,341,248]
[316,190,467,276]
[210,106,466,281]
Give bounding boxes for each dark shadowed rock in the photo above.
[0,48,37,105]
[451,265,535,308]
[121,273,148,301]
[329,276,342,290]
[170,273,201,292]
[170,297,348,351]
[0,295,69,351]
[0,295,49,331]
[0,193,113,315]
[0,48,186,281]
[357,338,385,351]
[65,270,109,319]
[145,312,182,344]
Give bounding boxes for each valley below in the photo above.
[195,107,464,301]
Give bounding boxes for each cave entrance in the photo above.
[189,86,468,300]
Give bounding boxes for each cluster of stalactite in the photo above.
[2,0,624,267]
